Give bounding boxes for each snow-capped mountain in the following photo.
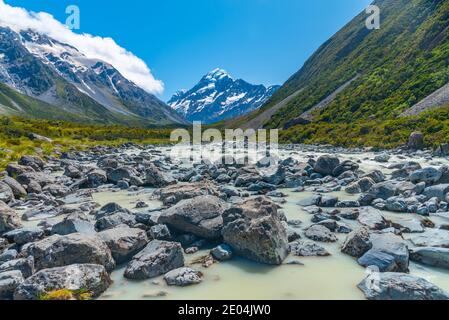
[168,68,280,124]
[0,26,186,126]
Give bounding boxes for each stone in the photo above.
[0,201,22,235]
[210,244,233,261]
[1,177,26,199]
[305,225,337,242]
[25,233,115,272]
[14,264,112,300]
[0,249,18,264]
[367,181,398,201]
[362,170,386,183]
[159,195,228,240]
[0,270,24,299]
[98,227,148,264]
[345,177,375,194]
[95,212,136,231]
[374,154,390,163]
[144,164,175,188]
[410,229,449,248]
[410,167,442,185]
[289,240,330,257]
[357,207,390,230]
[0,182,13,203]
[51,213,96,236]
[423,184,449,201]
[313,155,340,176]
[410,247,449,269]
[341,227,372,257]
[86,169,107,188]
[163,267,203,286]
[3,227,44,245]
[319,195,339,207]
[358,272,449,300]
[408,132,425,150]
[148,224,172,241]
[157,182,219,205]
[0,257,35,278]
[124,240,184,280]
[221,197,289,265]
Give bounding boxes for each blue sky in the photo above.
[6,0,372,100]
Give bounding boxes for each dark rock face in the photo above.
[14,264,112,300]
[341,228,372,258]
[124,240,184,280]
[221,197,289,265]
[358,272,449,300]
[0,270,24,300]
[408,132,424,150]
[159,195,228,240]
[305,225,337,242]
[0,201,22,236]
[25,233,115,272]
[410,247,449,270]
[51,213,96,236]
[157,182,219,206]
[313,155,340,176]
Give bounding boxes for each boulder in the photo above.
[423,184,449,201]
[124,240,184,280]
[367,181,398,201]
[357,207,390,230]
[51,213,96,236]
[1,177,26,199]
[16,172,53,187]
[410,168,442,185]
[147,224,172,241]
[289,240,330,257]
[98,227,148,264]
[0,257,35,278]
[5,164,34,177]
[221,197,288,265]
[345,177,375,194]
[3,227,44,245]
[107,167,134,184]
[210,244,233,261]
[157,182,219,205]
[0,201,22,235]
[159,195,228,240]
[18,156,44,171]
[408,132,424,150]
[144,164,175,188]
[358,233,409,272]
[341,227,372,257]
[305,225,337,242]
[313,155,340,176]
[0,249,18,264]
[0,270,24,300]
[0,182,13,203]
[25,233,115,272]
[410,247,449,269]
[95,212,136,231]
[163,267,203,286]
[14,264,112,300]
[410,229,449,248]
[85,169,107,188]
[358,272,449,300]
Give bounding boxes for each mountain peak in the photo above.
[169,69,279,124]
[204,68,231,81]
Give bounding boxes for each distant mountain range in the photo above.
[230,0,449,130]
[168,68,279,124]
[0,27,186,126]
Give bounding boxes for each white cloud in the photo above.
[0,0,164,95]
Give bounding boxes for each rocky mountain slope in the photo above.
[0,27,186,126]
[231,0,449,130]
[168,68,279,124]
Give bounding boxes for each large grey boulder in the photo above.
[411,229,449,248]
[357,207,390,230]
[423,184,449,201]
[3,227,44,245]
[410,168,442,185]
[14,264,112,300]
[0,257,35,278]
[367,181,398,201]
[144,164,175,188]
[51,213,96,236]
[305,225,337,242]
[410,247,449,269]
[25,233,115,272]
[0,201,22,235]
[164,267,203,286]
[16,172,53,188]
[358,272,449,300]
[95,212,136,231]
[345,177,375,194]
[358,233,409,272]
[159,195,228,240]
[124,240,184,280]
[221,197,289,265]
[1,177,26,199]
[313,155,340,176]
[289,240,330,257]
[408,132,424,150]
[157,182,219,205]
[0,270,24,300]
[18,156,44,171]
[98,227,148,264]
[0,182,13,203]
[341,227,372,258]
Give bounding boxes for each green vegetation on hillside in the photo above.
[0,117,172,170]
[236,0,449,131]
[280,104,449,148]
